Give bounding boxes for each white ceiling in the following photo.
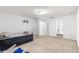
[0,6,78,18]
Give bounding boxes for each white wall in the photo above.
[77,8,79,47]
[0,12,38,35]
[48,15,76,40]
[63,15,76,40]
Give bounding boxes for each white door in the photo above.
[39,20,47,36]
[48,19,56,36]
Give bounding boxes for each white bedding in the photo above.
[0,33,25,40]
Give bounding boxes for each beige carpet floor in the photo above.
[15,36,79,53]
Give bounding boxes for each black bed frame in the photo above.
[0,34,33,51]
